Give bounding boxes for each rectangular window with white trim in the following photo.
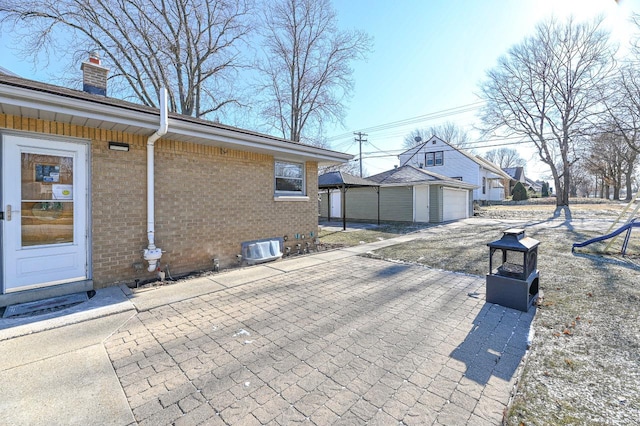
[275,161,305,195]
[425,151,444,167]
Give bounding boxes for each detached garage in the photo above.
[319,165,476,224]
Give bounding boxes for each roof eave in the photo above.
[168,118,352,163]
[0,82,353,164]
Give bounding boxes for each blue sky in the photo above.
[1,0,637,179]
[328,0,638,178]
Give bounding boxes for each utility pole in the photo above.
[354,132,368,177]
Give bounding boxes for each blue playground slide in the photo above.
[572,219,640,254]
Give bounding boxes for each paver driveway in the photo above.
[105,256,534,425]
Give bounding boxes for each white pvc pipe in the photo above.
[143,88,168,271]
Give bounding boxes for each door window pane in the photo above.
[21,153,74,246]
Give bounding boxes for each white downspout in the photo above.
[143,88,168,272]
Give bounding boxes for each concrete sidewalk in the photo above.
[0,223,536,425]
[0,310,137,425]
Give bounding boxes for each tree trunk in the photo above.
[625,155,636,201]
[556,172,570,206]
[553,174,564,206]
[625,173,633,201]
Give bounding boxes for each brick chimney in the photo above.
[81,51,109,96]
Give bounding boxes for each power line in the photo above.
[327,101,484,142]
[358,129,622,160]
[340,134,531,160]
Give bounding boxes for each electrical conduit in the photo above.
[143,88,168,272]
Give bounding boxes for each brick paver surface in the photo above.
[104,256,534,425]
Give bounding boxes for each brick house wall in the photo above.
[1,114,319,288]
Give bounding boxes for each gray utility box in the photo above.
[486,228,540,312]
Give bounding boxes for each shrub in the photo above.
[512,181,529,201]
[542,182,550,197]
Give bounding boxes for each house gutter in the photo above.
[143,88,168,272]
[0,81,351,163]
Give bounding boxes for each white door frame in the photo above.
[2,133,89,293]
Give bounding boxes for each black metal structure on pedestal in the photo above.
[486,228,540,312]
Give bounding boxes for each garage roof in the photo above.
[318,171,380,189]
[367,165,477,189]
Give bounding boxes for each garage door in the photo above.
[443,188,468,221]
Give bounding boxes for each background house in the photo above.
[503,166,526,196]
[319,166,476,224]
[525,177,543,195]
[504,167,544,197]
[399,136,510,202]
[0,58,350,307]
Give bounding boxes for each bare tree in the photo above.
[402,129,430,150]
[0,0,252,118]
[319,160,361,176]
[600,57,640,201]
[483,147,527,169]
[584,131,637,200]
[256,0,372,144]
[604,65,640,154]
[479,17,615,206]
[402,122,470,150]
[583,145,614,199]
[569,163,595,197]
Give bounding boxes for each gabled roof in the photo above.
[503,166,525,181]
[399,135,511,180]
[318,171,379,188]
[472,154,512,180]
[0,73,352,164]
[525,177,543,191]
[398,134,442,165]
[0,66,19,77]
[367,165,477,189]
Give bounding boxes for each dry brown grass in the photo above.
[317,222,432,247]
[320,201,640,425]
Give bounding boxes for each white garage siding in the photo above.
[443,188,468,221]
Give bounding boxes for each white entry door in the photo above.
[414,185,430,222]
[330,190,341,219]
[2,134,88,293]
